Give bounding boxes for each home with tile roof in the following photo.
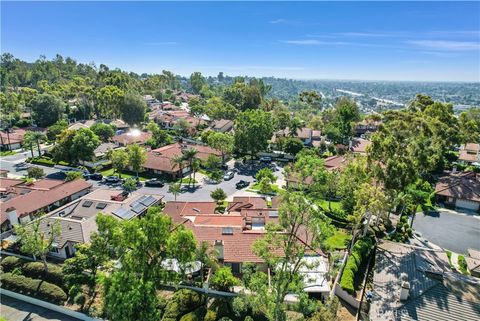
[37,188,163,259]
[369,240,480,321]
[0,178,92,231]
[434,171,480,212]
[210,119,234,133]
[458,143,480,165]
[144,142,222,179]
[272,127,322,148]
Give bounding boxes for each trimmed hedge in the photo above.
[340,237,373,295]
[1,256,25,273]
[22,262,64,288]
[1,273,67,304]
[30,157,55,167]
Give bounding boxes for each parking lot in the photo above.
[413,209,480,254]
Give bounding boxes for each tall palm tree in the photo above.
[182,148,198,186]
[191,158,201,187]
[170,154,185,181]
[168,182,182,201]
[24,131,46,157]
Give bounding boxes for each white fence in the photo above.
[0,289,102,321]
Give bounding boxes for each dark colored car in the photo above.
[104,175,121,183]
[145,178,165,187]
[90,173,103,181]
[236,180,250,189]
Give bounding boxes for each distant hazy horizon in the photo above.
[2,1,479,82]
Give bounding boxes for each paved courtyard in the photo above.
[0,296,80,321]
[413,209,480,254]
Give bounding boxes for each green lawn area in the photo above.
[249,182,281,194]
[325,230,352,250]
[316,199,342,212]
[99,168,156,181]
[0,150,16,156]
[174,177,198,184]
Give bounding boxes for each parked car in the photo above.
[223,171,235,180]
[145,178,165,187]
[259,156,272,162]
[104,175,121,183]
[16,162,30,171]
[90,173,103,181]
[236,180,250,189]
[220,164,228,171]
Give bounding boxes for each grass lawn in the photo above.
[100,168,156,181]
[316,199,342,212]
[0,150,16,156]
[174,177,198,184]
[249,183,281,194]
[325,230,352,250]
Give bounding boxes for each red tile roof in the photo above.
[144,143,222,173]
[350,138,371,154]
[435,172,480,202]
[1,179,92,224]
[163,201,218,219]
[227,196,267,212]
[112,131,152,145]
[324,155,347,171]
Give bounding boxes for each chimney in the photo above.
[214,240,224,261]
[400,281,410,301]
[6,207,19,226]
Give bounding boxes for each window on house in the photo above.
[222,227,234,235]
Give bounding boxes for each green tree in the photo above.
[27,166,45,179]
[167,229,197,280]
[223,82,262,111]
[204,154,221,170]
[95,85,124,118]
[406,179,434,228]
[280,137,304,155]
[171,154,185,180]
[256,168,277,184]
[234,110,274,157]
[122,178,138,193]
[46,120,68,142]
[30,93,65,127]
[190,72,206,94]
[350,182,388,237]
[15,220,61,273]
[210,266,240,291]
[207,132,234,164]
[458,107,480,143]
[71,128,101,162]
[126,144,146,177]
[65,171,83,181]
[23,130,46,157]
[110,149,129,178]
[182,148,198,186]
[119,93,146,126]
[168,182,182,201]
[335,97,360,143]
[90,122,115,142]
[248,192,324,321]
[210,188,227,203]
[204,97,238,120]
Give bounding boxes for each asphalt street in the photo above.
[413,209,480,254]
[0,295,80,321]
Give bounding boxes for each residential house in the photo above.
[349,138,371,155]
[211,119,234,133]
[37,189,163,259]
[79,142,118,168]
[163,197,330,298]
[67,120,96,131]
[465,249,480,277]
[144,142,222,178]
[272,127,322,148]
[324,155,348,171]
[0,127,45,151]
[354,119,381,137]
[369,240,480,321]
[112,130,152,147]
[0,178,92,231]
[459,143,480,165]
[434,171,480,212]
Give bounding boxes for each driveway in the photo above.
[0,295,80,321]
[413,209,480,253]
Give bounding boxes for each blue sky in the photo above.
[2,1,479,81]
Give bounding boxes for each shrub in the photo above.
[179,307,207,321]
[30,157,55,167]
[1,273,67,304]
[74,293,86,306]
[339,236,373,295]
[22,262,64,288]
[162,289,204,321]
[1,256,24,272]
[210,266,240,291]
[458,255,468,274]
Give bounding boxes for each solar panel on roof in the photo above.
[269,211,279,218]
[82,201,93,208]
[131,203,147,214]
[112,207,136,220]
[96,202,107,209]
[140,196,157,207]
[131,196,148,209]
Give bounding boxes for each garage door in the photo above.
[456,199,480,211]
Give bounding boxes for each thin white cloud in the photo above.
[269,19,293,25]
[281,39,351,46]
[334,32,390,37]
[406,40,480,51]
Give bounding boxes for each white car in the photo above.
[223,171,235,180]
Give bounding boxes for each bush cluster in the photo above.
[22,262,64,288]
[340,237,373,295]
[1,256,25,272]
[30,157,55,167]
[162,289,204,321]
[1,273,67,304]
